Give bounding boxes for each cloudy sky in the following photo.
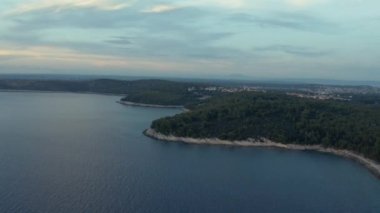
[0,0,379,80]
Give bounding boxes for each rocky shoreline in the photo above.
[144,128,380,179]
[117,101,184,109]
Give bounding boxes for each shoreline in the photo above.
[0,89,125,97]
[144,128,380,179]
[117,101,184,109]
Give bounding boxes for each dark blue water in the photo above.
[0,92,379,213]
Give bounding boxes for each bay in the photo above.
[0,92,379,213]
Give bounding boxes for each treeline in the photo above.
[122,91,199,106]
[0,79,127,94]
[120,80,204,105]
[151,92,380,161]
[0,79,204,105]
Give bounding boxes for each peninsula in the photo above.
[148,92,380,178]
[117,100,183,109]
[2,78,380,177]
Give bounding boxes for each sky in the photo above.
[0,0,379,80]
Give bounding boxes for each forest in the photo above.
[151,92,380,161]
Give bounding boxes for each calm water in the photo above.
[0,92,379,213]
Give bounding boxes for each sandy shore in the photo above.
[117,101,184,109]
[144,128,380,179]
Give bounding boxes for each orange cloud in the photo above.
[0,46,231,73]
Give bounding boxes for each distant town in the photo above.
[188,83,380,101]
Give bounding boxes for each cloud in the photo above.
[0,45,126,62]
[229,12,339,33]
[1,0,378,80]
[254,45,332,57]
[287,0,325,8]
[7,8,134,30]
[142,0,246,14]
[0,45,233,75]
[5,4,209,32]
[2,5,241,60]
[142,4,184,13]
[5,0,131,16]
[191,0,246,9]
[104,36,132,45]
[0,21,239,60]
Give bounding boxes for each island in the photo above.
[146,92,380,178]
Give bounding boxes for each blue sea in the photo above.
[0,92,379,213]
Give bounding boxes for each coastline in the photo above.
[117,100,184,109]
[144,128,380,179]
[0,89,126,97]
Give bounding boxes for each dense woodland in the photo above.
[120,80,204,105]
[151,92,380,161]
